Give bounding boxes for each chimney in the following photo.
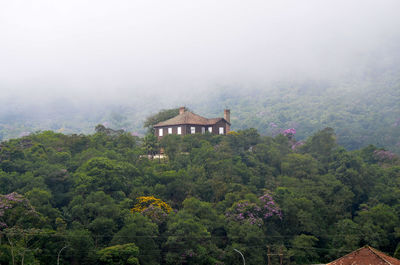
[224,109,230,123]
[179,107,185,115]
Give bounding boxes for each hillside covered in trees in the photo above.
[1,68,399,155]
[0,127,399,264]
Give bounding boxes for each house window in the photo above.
[208,127,212,133]
[177,127,182,135]
[219,127,224,135]
[191,127,196,134]
[202,127,205,134]
[159,128,163,136]
[168,128,172,134]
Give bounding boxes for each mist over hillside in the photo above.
[1,0,399,153]
[1,64,399,154]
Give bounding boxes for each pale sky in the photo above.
[1,0,399,103]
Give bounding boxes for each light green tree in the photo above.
[97,243,139,265]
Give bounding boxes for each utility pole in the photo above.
[267,245,271,265]
[266,245,286,265]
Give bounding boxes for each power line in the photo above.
[0,230,370,239]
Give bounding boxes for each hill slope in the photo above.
[0,69,399,153]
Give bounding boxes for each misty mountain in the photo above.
[1,0,399,153]
[1,65,399,154]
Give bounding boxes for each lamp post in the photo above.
[234,248,246,265]
[57,245,68,265]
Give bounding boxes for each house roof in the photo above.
[326,246,400,265]
[153,111,230,127]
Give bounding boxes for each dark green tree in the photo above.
[143,108,182,133]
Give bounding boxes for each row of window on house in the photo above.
[159,126,224,136]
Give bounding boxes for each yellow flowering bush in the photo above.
[227,131,239,136]
[131,196,172,214]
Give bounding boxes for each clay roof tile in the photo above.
[154,111,229,127]
[327,246,400,265]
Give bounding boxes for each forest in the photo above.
[0,124,399,264]
[1,67,399,156]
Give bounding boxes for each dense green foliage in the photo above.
[0,127,399,264]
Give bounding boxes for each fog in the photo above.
[0,0,399,105]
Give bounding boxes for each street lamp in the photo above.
[234,248,246,265]
[57,245,68,265]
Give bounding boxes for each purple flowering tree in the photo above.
[291,141,305,151]
[283,128,296,138]
[226,193,282,226]
[282,127,304,150]
[259,193,283,219]
[269,123,304,150]
[141,204,169,224]
[0,193,42,264]
[0,192,36,229]
[373,149,398,163]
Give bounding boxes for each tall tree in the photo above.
[144,108,182,133]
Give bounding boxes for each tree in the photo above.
[69,191,119,227]
[3,228,42,265]
[89,217,116,247]
[0,193,45,265]
[97,243,139,265]
[182,197,221,231]
[160,135,182,161]
[74,157,139,195]
[164,211,221,265]
[355,204,399,250]
[281,153,318,179]
[95,124,125,137]
[289,234,319,264]
[65,229,96,264]
[0,192,41,229]
[328,219,361,259]
[300,127,337,164]
[142,133,159,157]
[144,108,182,133]
[112,214,160,265]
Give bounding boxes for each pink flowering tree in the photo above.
[283,128,296,138]
[225,193,282,227]
[269,123,296,138]
[0,192,39,229]
[282,128,305,150]
[269,123,304,150]
[373,149,398,163]
[291,141,305,150]
[0,192,43,264]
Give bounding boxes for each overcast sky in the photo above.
[1,0,399,103]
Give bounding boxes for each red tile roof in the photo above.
[327,246,400,265]
[154,111,229,127]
